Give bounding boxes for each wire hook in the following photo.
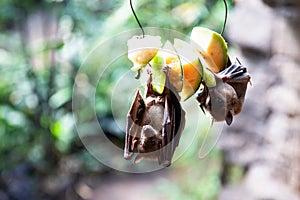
[130,0,145,37]
[220,0,228,36]
[129,0,227,37]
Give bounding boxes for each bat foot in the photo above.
[218,57,248,82]
[161,160,171,167]
[200,104,206,114]
[135,69,141,79]
[124,152,134,160]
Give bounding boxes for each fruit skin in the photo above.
[191,27,228,72]
[150,54,166,94]
[162,41,183,92]
[197,56,216,88]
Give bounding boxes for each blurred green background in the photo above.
[0,0,236,199]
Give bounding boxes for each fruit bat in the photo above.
[124,70,185,167]
[197,57,251,125]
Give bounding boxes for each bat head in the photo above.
[138,125,162,153]
[208,81,238,125]
[134,125,162,164]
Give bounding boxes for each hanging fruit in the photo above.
[124,0,251,166]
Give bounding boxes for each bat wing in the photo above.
[227,75,250,105]
[124,89,145,160]
[218,57,251,111]
[158,77,185,167]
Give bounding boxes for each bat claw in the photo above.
[161,160,171,167]
[219,57,249,82]
[200,104,206,114]
[124,152,134,160]
[135,69,141,79]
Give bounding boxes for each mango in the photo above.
[191,27,228,72]
[127,35,162,72]
[162,41,183,92]
[173,39,203,101]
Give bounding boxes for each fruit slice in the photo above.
[173,39,203,101]
[191,27,228,72]
[197,56,216,88]
[161,41,183,92]
[127,35,162,72]
[150,53,166,94]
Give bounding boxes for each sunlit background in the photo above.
[0,0,299,199]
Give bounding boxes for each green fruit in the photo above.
[197,56,216,88]
[150,53,166,94]
[191,27,228,72]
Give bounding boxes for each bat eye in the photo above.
[150,138,156,145]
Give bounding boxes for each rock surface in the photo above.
[219,0,300,199]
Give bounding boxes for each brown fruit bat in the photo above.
[197,57,251,125]
[124,69,185,167]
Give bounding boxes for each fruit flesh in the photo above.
[173,39,203,100]
[191,27,228,72]
[127,35,162,72]
[128,49,159,71]
[162,41,183,92]
[127,31,226,100]
[181,59,202,100]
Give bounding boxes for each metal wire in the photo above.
[130,0,145,37]
[221,0,228,36]
[129,0,228,37]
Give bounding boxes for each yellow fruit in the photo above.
[161,41,183,92]
[128,49,159,71]
[173,39,202,100]
[127,35,162,71]
[191,27,228,72]
[181,59,202,100]
[198,51,219,73]
[168,61,183,92]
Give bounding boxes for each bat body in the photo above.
[197,58,251,125]
[124,70,185,167]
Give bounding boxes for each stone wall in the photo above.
[218,0,300,199]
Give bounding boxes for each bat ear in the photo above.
[225,111,233,125]
[129,90,145,121]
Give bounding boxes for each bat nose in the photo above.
[137,144,146,153]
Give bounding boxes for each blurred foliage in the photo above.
[0,0,235,199]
